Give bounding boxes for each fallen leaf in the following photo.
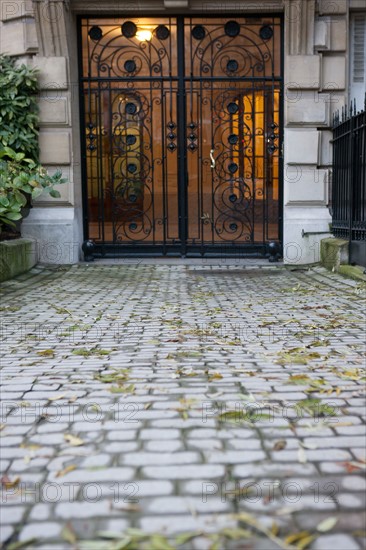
[64,434,84,447]
[341,461,366,473]
[6,539,37,550]
[37,349,55,357]
[175,532,203,545]
[273,440,287,451]
[284,531,311,545]
[298,447,307,464]
[56,464,77,478]
[316,517,338,532]
[1,475,21,489]
[61,524,77,544]
[110,384,135,394]
[297,534,316,549]
[48,394,66,402]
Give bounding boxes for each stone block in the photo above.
[0,239,38,282]
[318,0,347,15]
[33,57,68,90]
[286,92,330,125]
[21,207,81,264]
[285,129,319,164]
[0,20,37,55]
[0,1,34,21]
[330,18,347,50]
[285,167,328,205]
[314,18,330,50]
[320,237,349,270]
[322,55,346,89]
[287,56,320,89]
[38,96,68,125]
[319,130,333,165]
[38,131,70,164]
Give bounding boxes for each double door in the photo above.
[80,15,282,255]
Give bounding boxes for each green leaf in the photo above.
[5,212,22,220]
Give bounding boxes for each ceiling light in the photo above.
[136,29,152,41]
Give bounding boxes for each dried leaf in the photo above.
[316,517,338,532]
[297,534,316,549]
[48,394,66,401]
[64,434,84,446]
[6,539,37,550]
[110,384,135,394]
[175,532,203,545]
[56,464,77,478]
[1,475,21,489]
[61,524,77,544]
[284,531,311,544]
[273,440,287,451]
[37,349,55,357]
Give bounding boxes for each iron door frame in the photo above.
[78,14,284,259]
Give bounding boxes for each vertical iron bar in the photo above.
[177,17,187,256]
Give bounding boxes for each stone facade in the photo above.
[1,0,365,264]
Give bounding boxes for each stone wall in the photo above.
[1,0,363,264]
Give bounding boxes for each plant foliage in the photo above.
[0,54,39,161]
[0,146,66,231]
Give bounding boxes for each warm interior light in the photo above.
[136,29,152,41]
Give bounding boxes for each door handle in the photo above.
[210,149,215,169]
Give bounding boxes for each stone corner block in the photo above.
[38,96,69,125]
[284,129,320,165]
[0,19,38,55]
[0,1,34,22]
[287,56,321,90]
[320,237,349,271]
[286,92,330,126]
[284,166,328,205]
[38,131,71,164]
[322,55,346,90]
[33,57,68,90]
[318,0,347,15]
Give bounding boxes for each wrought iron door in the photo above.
[80,16,282,257]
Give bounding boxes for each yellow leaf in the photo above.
[48,394,66,401]
[61,525,77,544]
[1,475,21,489]
[270,522,280,536]
[56,464,77,478]
[284,531,311,544]
[64,434,84,446]
[297,535,316,549]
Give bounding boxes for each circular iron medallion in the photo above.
[121,21,137,38]
[225,21,240,37]
[192,25,206,40]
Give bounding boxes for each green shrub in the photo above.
[0,146,66,231]
[0,54,39,161]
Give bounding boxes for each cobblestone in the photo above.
[1,263,365,548]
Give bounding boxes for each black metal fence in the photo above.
[331,96,366,265]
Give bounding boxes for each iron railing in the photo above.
[331,96,366,264]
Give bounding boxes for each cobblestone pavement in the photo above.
[0,263,365,550]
